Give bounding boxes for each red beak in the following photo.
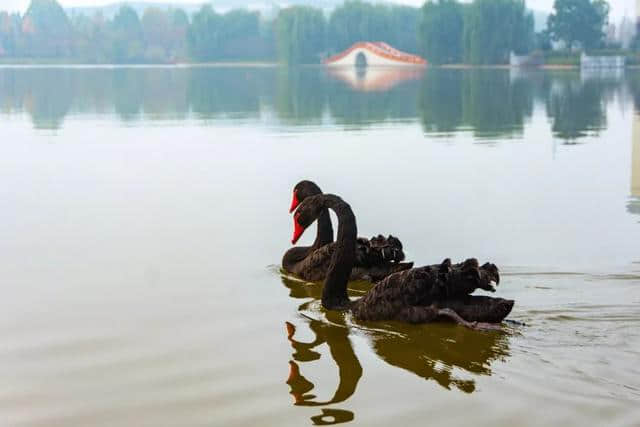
[289,190,300,213]
[292,214,306,244]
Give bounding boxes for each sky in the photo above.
[1,0,637,20]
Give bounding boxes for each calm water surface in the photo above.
[0,66,639,426]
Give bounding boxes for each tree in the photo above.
[141,8,170,62]
[419,0,464,64]
[548,0,609,50]
[188,7,264,61]
[327,1,420,55]
[0,12,22,56]
[187,5,222,61]
[23,0,72,57]
[168,9,189,60]
[463,0,533,65]
[111,5,143,63]
[276,6,325,64]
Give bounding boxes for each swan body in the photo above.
[282,181,412,282]
[292,193,514,329]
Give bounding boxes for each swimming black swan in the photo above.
[291,193,514,329]
[283,180,413,282]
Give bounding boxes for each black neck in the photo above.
[320,194,357,310]
[312,208,334,249]
[282,207,333,271]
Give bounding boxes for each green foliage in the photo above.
[188,6,267,61]
[463,0,534,65]
[276,6,325,64]
[543,50,580,65]
[419,69,535,137]
[0,12,23,56]
[419,0,464,64]
[327,1,420,55]
[1,0,606,66]
[535,29,552,51]
[112,5,143,63]
[23,0,73,57]
[548,0,609,50]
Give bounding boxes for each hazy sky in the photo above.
[2,0,637,20]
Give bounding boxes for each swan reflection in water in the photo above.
[281,275,512,424]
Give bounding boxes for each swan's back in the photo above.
[352,259,512,323]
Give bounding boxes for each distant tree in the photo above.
[188,6,264,61]
[547,0,609,50]
[327,1,420,54]
[23,0,73,57]
[112,5,143,63]
[187,5,222,60]
[276,6,325,64]
[142,8,170,62]
[218,10,260,59]
[71,12,112,62]
[419,0,464,64]
[0,12,21,56]
[535,29,552,51]
[168,9,189,60]
[463,0,534,65]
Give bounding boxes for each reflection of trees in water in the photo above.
[463,71,534,138]
[419,69,534,138]
[419,70,463,133]
[140,68,189,120]
[187,67,271,119]
[7,69,74,129]
[545,75,616,142]
[276,68,326,124]
[113,69,144,120]
[280,275,511,424]
[0,68,24,113]
[326,71,419,126]
[0,67,626,135]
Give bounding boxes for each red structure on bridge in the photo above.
[325,42,427,67]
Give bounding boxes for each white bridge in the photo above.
[325,42,427,67]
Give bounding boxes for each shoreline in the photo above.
[0,60,635,71]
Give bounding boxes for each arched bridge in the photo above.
[325,42,427,67]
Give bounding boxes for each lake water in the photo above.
[0,65,639,426]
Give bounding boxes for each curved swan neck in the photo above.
[320,194,357,310]
[312,209,334,249]
[282,206,333,272]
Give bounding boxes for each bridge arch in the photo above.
[325,42,427,67]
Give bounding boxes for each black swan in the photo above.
[291,193,514,329]
[283,180,413,282]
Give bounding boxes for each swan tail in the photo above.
[355,234,406,268]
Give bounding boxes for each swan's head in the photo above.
[291,194,324,244]
[290,180,323,213]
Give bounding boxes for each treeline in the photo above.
[0,0,418,64]
[420,0,534,65]
[0,0,274,63]
[0,0,612,65]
